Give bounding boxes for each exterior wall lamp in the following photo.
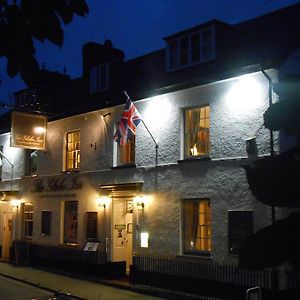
[10,199,21,208]
[101,112,111,120]
[96,196,109,209]
[134,196,145,209]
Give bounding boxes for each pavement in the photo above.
[0,261,164,300]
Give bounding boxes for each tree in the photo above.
[0,0,89,85]
[239,77,300,270]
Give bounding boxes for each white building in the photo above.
[1,3,300,297]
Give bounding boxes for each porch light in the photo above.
[96,196,109,208]
[10,198,21,208]
[134,196,145,209]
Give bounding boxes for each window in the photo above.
[41,211,51,235]
[0,145,3,180]
[25,150,37,176]
[64,201,78,244]
[183,199,211,254]
[89,64,109,93]
[117,136,135,166]
[66,131,80,170]
[167,26,215,71]
[24,203,34,238]
[184,105,210,158]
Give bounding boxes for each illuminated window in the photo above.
[183,199,211,254]
[0,145,3,180]
[66,131,80,170]
[64,201,78,244]
[117,135,135,166]
[184,105,210,158]
[24,203,34,238]
[167,26,215,71]
[89,64,109,94]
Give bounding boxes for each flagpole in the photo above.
[123,91,159,150]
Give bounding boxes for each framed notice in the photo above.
[86,212,97,239]
[41,211,51,235]
[228,210,253,255]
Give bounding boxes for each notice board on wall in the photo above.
[86,212,97,239]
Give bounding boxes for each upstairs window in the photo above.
[89,64,109,94]
[184,105,210,158]
[183,199,211,255]
[117,136,135,166]
[167,26,215,71]
[26,150,37,176]
[66,131,80,171]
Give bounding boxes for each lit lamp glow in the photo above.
[141,232,149,248]
[134,196,145,209]
[34,126,46,134]
[96,196,110,208]
[10,199,21,208]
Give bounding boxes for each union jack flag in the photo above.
[113,97,142,145]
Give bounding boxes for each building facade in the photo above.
[0,3,300,296]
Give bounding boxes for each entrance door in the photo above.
[2,212,13,258]
[112,198,133,274]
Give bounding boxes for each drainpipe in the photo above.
[260,68,279,299]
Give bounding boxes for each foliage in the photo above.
[0,0,89,85]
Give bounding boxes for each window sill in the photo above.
[111,164,136,170]
[177,253,212,260]
[62,169,80,174]
[178,156,211,163]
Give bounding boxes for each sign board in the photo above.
[114,224,126,230]
[83,241,99,251]
[11,111,47,150]
[86,212,97,239]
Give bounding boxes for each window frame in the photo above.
[41,210,52,236]
[183,105,210,159]
[182,198,211,256]
[89,63,109,94]
[116,135,136,166]
[24,203,34,238]
[64,201,78,245]
[166,26,215,72]
[65,130,80,171]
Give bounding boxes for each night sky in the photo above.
[0,0,299,104]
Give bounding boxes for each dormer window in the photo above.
[89,63,109,93]
[166,26,215,71]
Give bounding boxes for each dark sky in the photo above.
[0,0,299,104]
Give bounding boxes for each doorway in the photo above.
[2,212,13,258]
[112,197,133,274]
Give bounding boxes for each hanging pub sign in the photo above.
[11,111,47,150]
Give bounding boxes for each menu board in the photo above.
[86,212,97,239]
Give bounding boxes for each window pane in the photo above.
[183,199,211,253]
[64,201,78,244]
[66,131,80,170]
[168,41,178,69]
[24,203,33,238]
[117,135,135,165]
[191,33,200,63]
[201,28,213,61]
[180,37,189,66]
[185,105,210,158]
[41,211,51,235]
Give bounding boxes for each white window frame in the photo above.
[183,105,210,159]
[89,63,109,94]
[166,26,215,72]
